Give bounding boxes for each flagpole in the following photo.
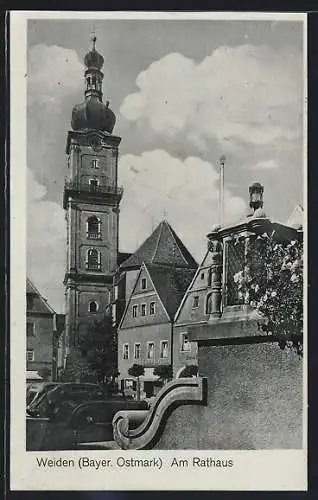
[219,155,225,226]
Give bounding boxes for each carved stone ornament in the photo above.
[112,377,207,449]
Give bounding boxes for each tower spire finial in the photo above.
[90,32,97,51]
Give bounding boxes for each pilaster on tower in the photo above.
[62,36,122,380]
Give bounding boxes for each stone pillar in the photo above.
[208,234,223,317]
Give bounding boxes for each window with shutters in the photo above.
[160,341,168,359]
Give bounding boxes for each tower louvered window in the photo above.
[87,248,101,271]
[87,216,101,239]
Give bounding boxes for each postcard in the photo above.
[10,10,307,491]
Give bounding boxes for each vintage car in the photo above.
[26,382,148,450]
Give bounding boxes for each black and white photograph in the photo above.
[10,11,306,491]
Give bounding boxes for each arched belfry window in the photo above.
[86,248,101,271]
[89,301,98,313]
[87,216,101,239]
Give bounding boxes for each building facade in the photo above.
[63,36,122,372]
[26,278,63,381]
[117,220,197,396]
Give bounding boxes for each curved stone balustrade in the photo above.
[112,377,207,450]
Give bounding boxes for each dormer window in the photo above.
[89,301,98,313]
[87,216,101,240]
[192,296,199,309]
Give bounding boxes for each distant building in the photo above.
[117,220,197,397]
[286,204,304,230]
[26,278,64,381]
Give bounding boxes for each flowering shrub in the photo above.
[233,233,303,355]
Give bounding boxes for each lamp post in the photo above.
[219,155,226,226]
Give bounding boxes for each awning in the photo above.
[139,368,159,382]
[26,371,43,381]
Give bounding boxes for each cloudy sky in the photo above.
[26,17,304,312]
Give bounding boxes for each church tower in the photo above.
[63,35,122,367]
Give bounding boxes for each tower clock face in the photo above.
[89,137,102,152]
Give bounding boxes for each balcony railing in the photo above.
[87,232,102,240]
[85,263,102,272]
[64,180,123,197]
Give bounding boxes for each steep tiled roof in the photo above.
[120,220,197,270]
[118,252,132,266]
[26,277,55,315]
[146,263,196,320]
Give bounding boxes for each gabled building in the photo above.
[113,219,198,328]
[26,278,64,381]
[116,220,197,397]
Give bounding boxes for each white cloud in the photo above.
[28,44,83,107]
[27,168,66,312]
[120,45,302,149]
[118,150,247,261]
[244,159,279,170]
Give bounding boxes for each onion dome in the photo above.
[71,97,116,133]
[71,34,116,134]
[84,49,104,71]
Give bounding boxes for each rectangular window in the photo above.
[91,159,99,169]
[134,343,141,359]
[89,179,99,190]
[192,296,199,308]
[123,344,129,360]
[160,341,168,359]
[26,350,34,362]
[149,301,155,315]
[141,278,147,290]
[132,305,138,318]
[141,303,147,316]
[26,321,35,337]
[200,272,205,280]
[114,285,119,301]
[181,333,191,352]
[147,342,154,360]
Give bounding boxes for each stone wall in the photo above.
[154,341,303,449]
